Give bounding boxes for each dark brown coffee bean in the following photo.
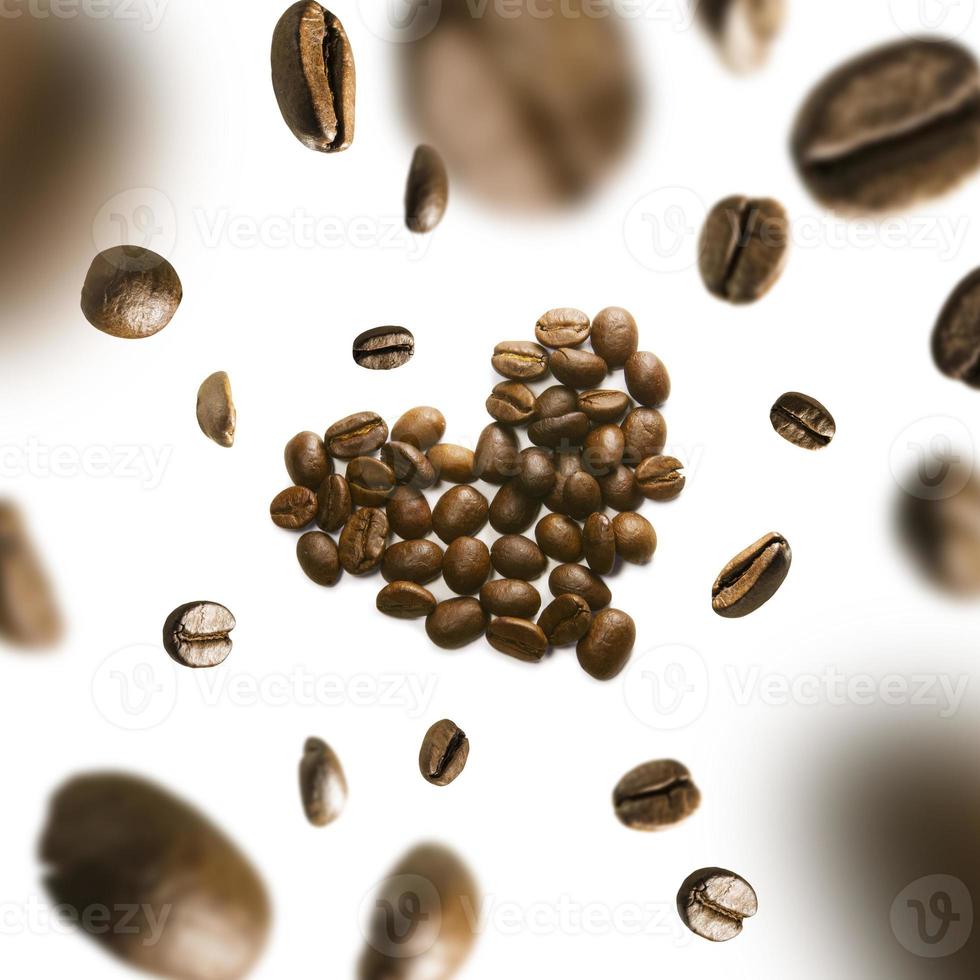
[792,39,980,214]
[538,594,592,646]
[624,352,671,407]
[563,471,602,520]
[534,307,591,348]
[590,307,638,368]
[196,372,236,448]
[381,539,444,585]
[517,447,557,498]
[381,441,438,488]
[613,759,700,831]
[583,424,625,475]
[490,534,549,580]
[391,406,446,450]
[535,513,584,563]
[770,392,836,450]
[271,485,317,529]
[635,456,685,501]
[353,326,415,370]
[377,581,437,619]
[490,480,541,534]
[549,348,608,389]
[163,601,235,668]
[583,513,616,574]
[338,508,389,575]
[432,485,489,543]
[598,464,644,512]
[536,384,579,419]
[933,268,980,386]
[315,474,352,531]
[428,443,477,484]
[299,737,347,826]
[474,423,520,483]
[486,381,538,425]
[696,0,784,73]
[443,537,491,595]
[479,580,542,618]
[80,246,182,339]
[486,617,548,663]
[544,452,584,514]
[386,486,433,539]
[612,512,657,565]
[406,144,449,233]
[528,412,590,449]
[621,408,667,465]
[677,868,758,942]
[325,411,388,459]
[549,564,611,610]
[711,532,791,618]
[297,531,341,586]
[41,773,269,979]
[492,340,550,381]
[346,456,396,507]
[578,388,631,424]
[285,431,333,489]
[419,719,469,786]
[576,607,635,680]
[425,597,489,649]
[271,1,355,152]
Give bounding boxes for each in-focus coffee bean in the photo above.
[534,308,591,348]
[392,406,446,450]
[353,326,415,370]
[299,737,347,826]
[612,512,657,565]
[562,471,602,520]
[286,431,333,490]
[386,486,433,539]
[598,464,644,512]
[549,348,608,389]
[419,718,469,786]
[163,601,235,668]
[405,144,449,233]
[492,341,550,381]
[613,759,700,831]
[621,407,666,465]
[346,456,396,507]
[425,597,489,649]
[377,581,437,619]
[271,486,318,529]
[325,411,388,459]
[486,617,549,663]
[624,351,671,407]
[590,307,638,368]
[528,412,590,449]
[491,534,548,580]
[381,441,437,488]
[549,564,611,610]
[297,531,341,586]
[490,480,541,534]
[578,389,632,424]
[338,508,389,575]
[769,391,836,450]
[583,424,625,475]
[196,372,236,448]
[932,268,980,387]
[486,382,538,425]
[711,532,791,618]
[583,513,616,574]
[433,485,489,543]
[536,384,579,419]
[538,593,592,645]
[381,539,444,584]
[479,579,542,618]
[517,447,557,498]
[677,868,757,942]
[536,513,584,563]
[576,607,635,680]
[635,455,685,501]
[443,536,492,595]
[316,474,352,532]
[474,423,520,483]
[428,443,477,484]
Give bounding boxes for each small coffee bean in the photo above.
[425,597,489,649]
[490,480,541,534]
[80,246,182,339]
[271,486,318,529]
[432,485,489,543]
[346,456,396,507]
[598,464,644,512]
[338,508,389,575]
[428,443,477,484]
[353,326,415,370]
[405,144,448,233]
[711,531,791,618]
[315,474,352,532]
[583,513,616,574]
[534,308,591,348]
[635,456,685,501]
[419,719,469,786]
[538,594,591,645]
[933,268,980,386]
[377,581,437,619]
[381,539,444,585]
[487,617,549,663]
[163,601,235,668]
[271,1,355,152]
[677,868,758,942]
[613,759,700,831]
[381,441,437,488]
[770,392,836,450]
[196,372,236,448]
[535,513,584,563]
[590,307,638,368]
[583,424,625,475]
[474,423,520,483]
[576,607,635,680]
[696,0,784,73]
[299,737,347,826]
[297,531,341,586]
[443,537,492,595]
[536,384,579,419]
[612,512,657,565]
[479,580,542,618]
[624,351,671,407]
[325,411,388,459]
[517,447,557,498]
[563,471,602,520]
[578,388,631,424]
[492,340,550,381]
[491,535,548,581]
[549,564,611,610]
[549,348,608,389]
[285,432,333,489]
[486,382,538,425]
[621,407,667,465]
[391,406,446,450]
[386,486,433,540]
[528,412,590,449]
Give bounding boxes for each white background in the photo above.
[1,1,980,978]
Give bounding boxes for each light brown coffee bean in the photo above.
[583,513,616,574]
[297,531,341,586]
[535,513,584,563]
[549,348,608,389]
[353,327,415,371]
[443,537,492,595]
[285,432,333,490]
[624,352,670,407]
[486,617,549,663]
[163,601,236,668]
[538,594,592,645]
[419,719,469,786]
[534,308,591,348]
[299,737,347,826]
[196,372,236,448]
[576,608,635,680]
[346,456,396,507]
[590,307,638,368]
[612,512,657,565]
[492,340,550,381]
[711,532,791,618]
[381,539,444,585]
[315,474,352,532]
[432,485,489,543]
[549,564,611,610]
[677,868,758,942]
[425,597,489,649]
[377,581,437,619]
[769,392,836,450]
[486,382,538,425]
[386,486,433,540]
[391,406,446,450]
[338,508,389,575]
[696,0,784,73]
[428,443,477,484]
[474,423,520,483]
[406,144,449,233]
[635,456,685,501]
[491,535,548,581]
[325,411,388,459]
[479,580,542,618]
[271,486,317,529]
[490,480,541,534]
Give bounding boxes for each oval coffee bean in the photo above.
[491,340,550,381]
[590,306,638,368]
[538,594,592,646]
[80,246,182,339]
[598,464,644,512]
[621,407,667,465]
[474,423,520,483]
[770,391,836,450]
[428,443,477,484]
[534,307,591,348]
[419,719,469,786]
[443,537,492,595]
[299,737,347,826]
[549,348,608,389]
[338,508,389,575]
[432,485,489,543]
[381,539,444,585]
[425,597,489,649]
[271,1,355,152]
[583,513,616,574]
[163,601,236,669]
[486,381,538,425]
[549,564,611,611]
[576,607,635,680]
[528,412,590,449]
[405,144,449,233]
[517,447,557,498]
[583,424,625,475]
[346,456,396,507]
[696,0,784,73]
[578,388,631,424]
[711,531,791,618]
[486,617,549,663]
[624,351,671,407]
[271,486,317,529]
[613,759,700,831]
[479,580,542,619]
[491,534,548,581]
[315,474,352,532]
[635,455,685,501]
[41,773,269,980]
[544,451,582,514]
[376,581,437,619]
[933,268,980,387]
[297,531,341,586]
[353,326,415,370]
[391,406,446,450]
[535,513,584,563]
[489,480,541,534]
[285,431,333,489]
[612,512,657,565]
[536,384,579,419]
[325,411,388,459]
[563,471,602,520]
[677,868,758,942]
[381,441,437,488]
[386,486,433,539]
[196,371,236,448]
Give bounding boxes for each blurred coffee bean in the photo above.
[635,456,685,501]
[299,737,347,826]
[486,617,549,663]
[932,268,980,387]
[286,432,333,489]
[590,307,638,368]
[419,719,469,786]
[583,424,625,475]
[297,531,341,586]
[377,581,437,619]
[381,539,444,585]
[346,456,396,507]
[598,464,644,512]
[535,308,591,348]
[612,512,657,565]
[549,564,611,610]
[433,485,489,543]
[536,384,579,419]
[695,0,784,73]
[492,341,550,381]
[353,327,415,370]
[613,759,700,831]
[426,597,489,649]
[392,406,446,450]
[196,372,236,448]
[443,537,492,595]
[491,534,548,580]
[528,412,590,449]
[490,481,541,534]
[405,144,449,233]
[538,594,592,646]
[339,508,389,575]
[316,474,352,532]
[386,486,433,540]
[163,601,235,668]
[535,513,584,563]
[621,407,667,465]
[624,352,670,407]
[770,392,836,450]
[479,580,542,618]
[428,443,477,484]
[583,513,616,574]
[381,441,437,488]
[711,532,791,618]
[549,348,608,389]
[517,447,557,498]
[576,608,635,680]
[578,389,631,424]
[474,423,520,483]
[325,411,388,459]
[271,486,318,528]
[486,382,538,425]
[677,868,757,942]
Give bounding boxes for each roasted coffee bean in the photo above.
[549,348,608,389]
[196,372,236,448]
[792,39,980,214]
[352,326,415,370]
[486,617,548,663]
[534,308,591,348]
[933,268,980,386]
[80,246,182,339]
[381,441,438,488]
[711,532,791,618]
[432,485,489,543]
[598,464,644,512]
[271,1,355,152]
[474,423,520,483]
[285,431,333,489]
[677,868,758,942]
[576,607,635,680]
[479,579,542,618]
[391,406,446,450]
[315,474,352,532]
[405,144,449,233]
[325,411,388,459]
[299,737,347,826]
[163,601,235,668]
[346,456,396,507]
[624,351,671,407]
[770,392,836,450]
[536,384,579,419]
[578,388,631,424]
[696,0,784,73]
[428,443,477,484]
[544,452,584,514]
[635,456,685,501]
[491,534,549,580]
[377,581,437,619]
[271,486,318,529]
[528,412,590,449]
[490,480,541,534]
[338,508,389,575]
[443,536,492,595]
[386,486,433,539]
[425,597,489,649]
[297,531,341,586]
[563,472,602,520]
[517,447,557,498]
[698,195,789,304]
[41,773,269,980]
[583,513,616,574]
[613,759,700,831]
[538,594,592,645]
[590,307,638,368]
[621,407,667,465]
[535,513,584,563]
[486,381,538,425]
[381,539,444,585]
[612,512,657,565]
[492,340,550,381]
[419,719,469,785]
[549,564,611,610]
[583,424,625,475]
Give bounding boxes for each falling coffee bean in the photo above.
[196,371,236,448]
[345,456,396,507]
[325,411,388,459]
[677,868,758,942]
[770,392,836,450]
[271,486,318,529]
[534,308,591,348]
[576,608,635,680]
[353,327,415,371]
[297,531,341,586]
[486,617,549,663]
[377,581,437,619]
[428,444,477,484]
[443,537,492,595]
[486,382,538,425]
[624,351,670,407]
[381,539,444,585]
[549,564,611,611]
[491,535,548,580]
[635,456,685,501]
[419,719,469,786]
[316,474,352,532]
[338,508,389,575]
[163,601,235,668]
[391,406,446,450]
[405,144,449,233]
[695,0,784,73]
[613,759,701,831]
[386,486,433,540]
[538,594,591,646]
[711,532,791,618]
[426,597,489,649]
[583,513,616,574]
[479,579,542,618]
[285,431,333,490]
[932,268,980,387]
[299,737,348,826]
[549,348,608,389]
[590,306,638,368]
[491,341,550,381]
[612,512,657,565]
[433,485,489,543]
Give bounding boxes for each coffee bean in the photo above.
[196,372,236,448]
[425,597,489,649]
[576,607,635,680]
[534,308,591,348]
[491,534,548,580]
[338,508,389,575]
[583,424,625,475]
[405,144,449,233]
[535,513,584,563]
[474,423,520,483]
[163,601,235,668]
[635,455,685,501]
[346,456,396,507]
[80,246,182,339]
[492,340,550,381]
[792,39,980,214]
[563,471,603,520]
[271,486,317,529]
[578,388,632,424]
[377,581,437,619]
[770,391,836,450]
[271,1,355,152]
[297,531,341,586]
[613,759,700,831]
[419,719,469,785]
[285,431,333,489]
[433,485,489,543]
[549,564,611,610]
[711,531,791,618]
[696,0,784,73]
[353,326,415,370]
[381,441,438,488]
[538,594,592,645]
[428,443,477,484]
[677,868,758,942]
[536,384,579,419]
[299,737,347,826]
[933,268,980,386]
[528,412,590,449]
[549,348,608,389]
[41,773,269,980]
[386,486,433,539]
[590,307,638,368]
[486,617,549,663]
[621,407,667,465]
[490,480,541,534]
[479,580,542,618]
[598,464,644,512]
[583,513,616,574]
[624,351,671,407]
[381,539,444,585]
[443,536,491,595]
[486,381,538,425]
[315,474,352,531]
[325,411,388,459]
[612,512,657,565]
[391,406,446,450]
[517,447,557,498]
[544,451,584,513]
